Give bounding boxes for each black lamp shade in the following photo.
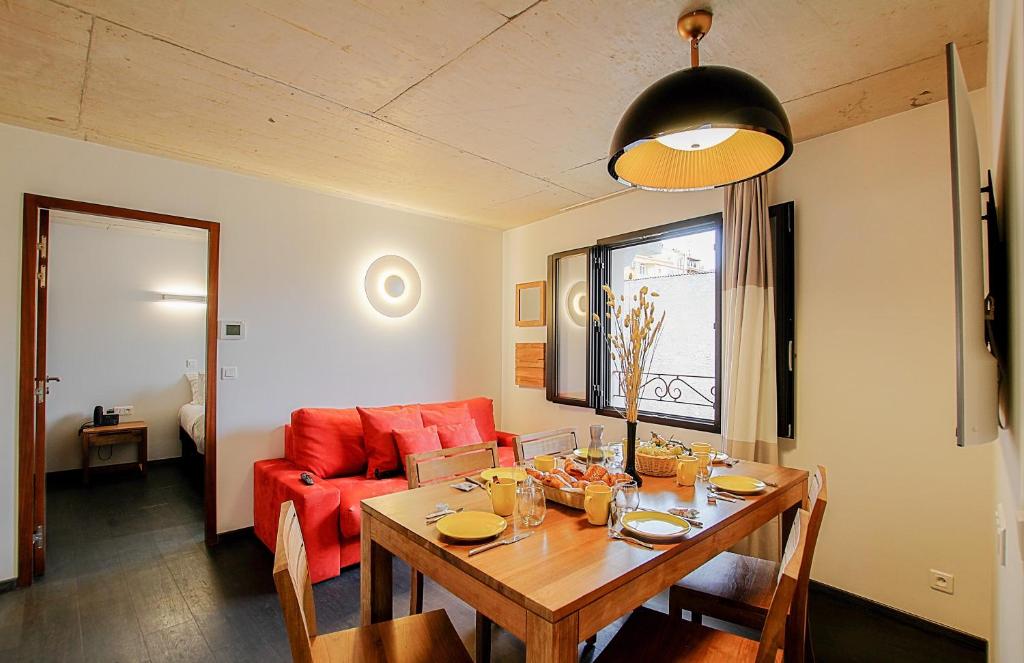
[609,65,793,190]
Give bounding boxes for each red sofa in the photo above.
[253,397,516,582]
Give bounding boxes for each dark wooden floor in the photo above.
[0,463,986,662]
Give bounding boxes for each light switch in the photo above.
[221,366,238,380]
[185,359,198,369]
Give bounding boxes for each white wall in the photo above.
[45,218,207,471]
[502,92,995,638]
[989,0,1024,661]
[0,123,503,581]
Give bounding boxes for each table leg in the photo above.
[139,429,148,477]
[475,612,492,663]
[526,611,578,663]
[360,515,393,626]
[81,434,90,486]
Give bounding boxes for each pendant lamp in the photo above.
[608,10,792,191]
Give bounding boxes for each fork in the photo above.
[608,531,655,550]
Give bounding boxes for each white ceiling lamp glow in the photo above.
[364,255,421,318]
[655,126,738,151]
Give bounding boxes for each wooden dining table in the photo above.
[360,461,809,663]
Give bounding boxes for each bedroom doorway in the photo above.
[16,194,220,587]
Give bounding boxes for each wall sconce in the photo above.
[364,255,421,318]
[161,293,207,304]
[566,281,588,327]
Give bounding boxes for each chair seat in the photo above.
[312,609,472,663]
[596,607,781,663]
[670,551,778,629]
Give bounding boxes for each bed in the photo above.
[179,372,206,487]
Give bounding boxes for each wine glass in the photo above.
[615,480,640,513]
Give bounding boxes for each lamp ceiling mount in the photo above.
[677,9,712,66]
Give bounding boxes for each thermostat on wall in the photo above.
[219,320,246,340]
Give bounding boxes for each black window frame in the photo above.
[593,212,724,433]
[545,202,795,439]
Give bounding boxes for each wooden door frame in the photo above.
[17,194,221,586]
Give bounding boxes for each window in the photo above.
[546,203,795,438]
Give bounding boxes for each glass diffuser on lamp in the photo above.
[595,284,666,486]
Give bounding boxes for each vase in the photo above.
[624,421,643,486]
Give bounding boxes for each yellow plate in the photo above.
[435,511,508,542]
[573,448,615,460]
[710,475,767,495]
[480,467,528,483]
[620,511,690,541]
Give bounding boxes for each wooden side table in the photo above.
[79,421,148,485]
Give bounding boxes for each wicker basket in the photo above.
[541,484,585,510]
[636,451,679,477]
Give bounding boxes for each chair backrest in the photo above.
[513,428,578,462]
[273,501,317,663]
[406,441,500,489]
[787,465,828,643]
[755,509,811,663]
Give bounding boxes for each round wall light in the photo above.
[566,281,588,327]
[364,255,421,318]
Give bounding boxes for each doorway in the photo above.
[17,194,221,587]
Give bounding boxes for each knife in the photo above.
[468,532,533,556]
[709,488,746,501]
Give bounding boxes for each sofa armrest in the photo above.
[254,458,342,583]
[496,430,517,448]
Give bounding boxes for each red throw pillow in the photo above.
[437,421,483,449]
[358,405,424,479]
[421,403,472,427]
[422,397,496,442]
[288,408,366,478]
[393,425,441,470]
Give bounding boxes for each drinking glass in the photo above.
[516,481,546,527]
[614,480,640,513]
[695,452,714,483]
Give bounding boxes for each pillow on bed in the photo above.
[185,372,206,405]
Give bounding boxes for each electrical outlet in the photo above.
[929,570,954,595]
[185,359,198,369]
[221,366,238,380]
[112,405,134,417]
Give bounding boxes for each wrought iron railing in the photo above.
[613,371,715,411]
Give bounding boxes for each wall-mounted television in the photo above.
[947,42,1002,446]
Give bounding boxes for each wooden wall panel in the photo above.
[515,343,545,389]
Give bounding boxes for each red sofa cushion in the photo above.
[497,446,515,467]
[421,403,472,427]
[287,408,366,478]
[328,475,408,539]
[422,397,496,442]
[358,405,424,479]
[394,425,441,462]
[437,421,484,449]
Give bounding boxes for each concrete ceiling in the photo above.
[0,0,988,229]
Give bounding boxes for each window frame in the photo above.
[593,212,724,433]
[544,203,795,439]
[545,246,594,407]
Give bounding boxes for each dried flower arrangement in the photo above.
[594,284,666,422]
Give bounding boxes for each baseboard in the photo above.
[216,525,254,543]
[0,577,16,594]
[46,457,181,484]
[809,581,987,654]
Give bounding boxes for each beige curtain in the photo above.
[722,175,779,560]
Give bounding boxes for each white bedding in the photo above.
[179,403,206,454]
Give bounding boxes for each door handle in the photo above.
[45,376,61,383]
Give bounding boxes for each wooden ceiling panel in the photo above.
[63,0,511,113]
[377,0,987,182]
[79,20,578,228]
[785,40,988,143]
[0,0,92,136]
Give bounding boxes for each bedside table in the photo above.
[79,421,148,485]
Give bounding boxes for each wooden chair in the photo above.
[405,442,499,663]
[272,501,471,663]
[668,465,829,662]
[596,509,812,663]
[512,427,578,462]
